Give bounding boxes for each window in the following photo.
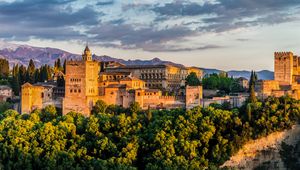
[74,89,77,93]
[78,89,81,93]
[70,89,73,93]
[41,92,44,98]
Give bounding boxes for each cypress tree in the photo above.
[57,58,61,69]
[246,103,252,121]
[19,65,27,85]
[11,64,20,95]
[26,59,35,83]
[34,69,40,83]
[249,84,257,103]
[63,59,66,74]
[0,58,9,79]
[248,70,257,103]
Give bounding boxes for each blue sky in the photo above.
[0,0,300,71]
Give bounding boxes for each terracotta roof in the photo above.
[22,82,33,87]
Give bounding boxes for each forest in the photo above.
[0,96,299,169]
[0,58,65,96]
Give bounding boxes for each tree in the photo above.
[91,100,107,114]
[186,72,201,86]
[249,84,257,103]
[146,108,152,122]
[246,103,252,121]
[63,60,66,74]
[248,71,257,91]
[11,64,20,95]
[26,59,36,83]
[40,105,58,121]
[19,65,27,85]
[129,102,141,113]
[248,70,257,103]
[0,58,9,79]
[57,75,65,87]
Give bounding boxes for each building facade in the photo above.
[0,85,13,102]
[62,46,100,116]
[21,46,203,116]
[105,65,203,93]
[256,52,300,99]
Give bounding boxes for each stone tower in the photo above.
[82,45,92,61]
[62,46,100,116]
[274,52,294,85]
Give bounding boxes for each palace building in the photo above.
[21,46,203,116]
[256,52,300,99]
[105,65,203,93]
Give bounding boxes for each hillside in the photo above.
[221,125,300,169]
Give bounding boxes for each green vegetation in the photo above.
[185,72,201,86]
[248,71,257,103]
[7,58,66,95]
[0,96,299,169]
[202,72,245,95]
[0,58,9,79]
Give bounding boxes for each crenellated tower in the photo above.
[274,52,294,85]
[62,45,99,116]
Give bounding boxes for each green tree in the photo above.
[0,58,9,79]
[129,102,141,113]
[246,103,252,121]
[91,100,107,114]
[26,59,36,83]
[11,64,20,95]
[19,65,27,85]
[63,59,66,74]
[186,72,201,86]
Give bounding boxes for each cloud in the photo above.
[0,0,102,41]
[87,23,202,52]
[0,0,299,52]
[0,0,101,27]
[96,0,114,6]
[152,0,300,33]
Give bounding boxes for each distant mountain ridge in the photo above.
[0,41,274,80]
[201,68,274,80]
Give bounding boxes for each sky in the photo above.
[0,0,300,71]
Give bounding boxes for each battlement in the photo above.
[159,96,176,100]
[274,52,294,59]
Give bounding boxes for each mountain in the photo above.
[202,69,274,80]
[0,41,273,80]
[0,41,183,68]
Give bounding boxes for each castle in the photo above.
[21,46,203,116]
[256,52,300,99]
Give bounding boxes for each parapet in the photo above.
[274,52,294,59]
